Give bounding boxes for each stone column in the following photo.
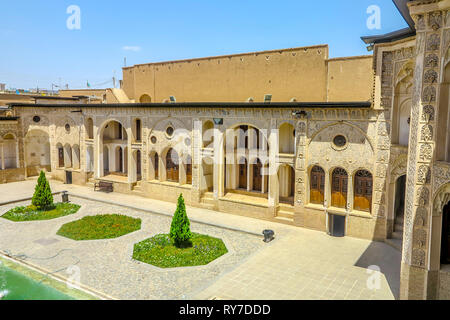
[127,128,136,184]
[213,128,224,199]
[400,2,450,300]
[1,143,4,170]
[268,119,279,215]
[94,123,102,179]
[191,119,202,203]
[294,119,308,226]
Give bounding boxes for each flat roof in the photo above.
[8,101,372,109]
[123,44,329,69]
[32,96,80,101]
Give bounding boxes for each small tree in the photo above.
[170,194,192,247]
[32,171,53,210]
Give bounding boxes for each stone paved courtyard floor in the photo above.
[0,178,401,300]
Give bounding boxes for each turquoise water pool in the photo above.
[0,264,74,300]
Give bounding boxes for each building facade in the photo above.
[0,0,449,300]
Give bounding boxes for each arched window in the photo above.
[64,144,72,168]
[139,94,152,103]
[136,150,142,180]
[57,144,64,168]
[203,121,214,148]
[310,166,325,205]
[133,119,142,142]
[154,153,159,180]
[72,145,80,170]
[331,168,348,208]
[279,123,295,154]
[86,118,94,139]
[354,170,373,212]
[166,148,179,182]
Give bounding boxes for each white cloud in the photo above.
[122,46,141,52]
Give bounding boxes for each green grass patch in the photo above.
[57,214,141,240]
[2,203,81,222]
[133,233,228,268]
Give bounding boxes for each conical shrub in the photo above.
[32,171,54,210]
[170,194,192,247]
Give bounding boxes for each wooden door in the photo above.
[310,166,325,204]
[239,161,247,189]
[253,161,262,192]
[166,149,179,182]
[331,168,348,208]
[58,147,64,167]
[354,170,373,212]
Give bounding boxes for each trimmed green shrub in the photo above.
[32,171,53,210]
[169,194,192,247]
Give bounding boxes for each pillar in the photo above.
[268,120,279,214]
[213,129,224,199]
[400,1,450,300]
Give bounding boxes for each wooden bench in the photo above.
[94,181,113,193]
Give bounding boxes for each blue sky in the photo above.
[0,0,408,90]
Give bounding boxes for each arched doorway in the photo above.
[24,129,51,175]
[394,175,406,232]
[100,120,127,177]
[166,148,179,183]
[441,202,450,264]
[2,134,18,169]
[279,164,295,204]
[310,166,325,205]
[331,168,348,208]
[354,170,373,212]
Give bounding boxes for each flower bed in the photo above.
[57,214,141,240]
[2,203,81,222]
[133,233,228,268]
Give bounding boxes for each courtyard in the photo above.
[0,178,400,300]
